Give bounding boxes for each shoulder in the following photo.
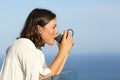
[13,38,42,59]
[14,38,43,55]
[12,38,37,54]
[15,38,35,48]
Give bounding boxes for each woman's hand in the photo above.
[57,30,74,54]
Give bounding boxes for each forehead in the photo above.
[45,18,57,27]
[49,18,57,24]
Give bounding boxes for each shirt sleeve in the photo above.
[15,40,51,80]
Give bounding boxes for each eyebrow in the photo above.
[54,24,57,27]
[51,24,57,28]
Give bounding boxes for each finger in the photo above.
[67,32,72,39]
[63,30,67,39]
[72,40,74,46]
[70,37,74,46]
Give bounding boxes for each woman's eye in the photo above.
[53,26,56,29]
[53,24,57,29]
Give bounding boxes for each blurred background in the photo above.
[0,0,120,80]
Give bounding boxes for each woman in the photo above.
[0,8,74,80]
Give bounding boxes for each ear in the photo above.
[37,25,43,33]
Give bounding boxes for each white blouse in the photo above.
[0,38,51,80]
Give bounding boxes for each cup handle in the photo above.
[67,29,74,37]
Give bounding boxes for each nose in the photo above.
[55,28,59,35]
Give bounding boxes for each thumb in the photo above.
[63,30,67,39]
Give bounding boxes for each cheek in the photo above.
[43,31,53,41]
[49,30,54,36]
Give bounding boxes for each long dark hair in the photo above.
[19,8,56,48]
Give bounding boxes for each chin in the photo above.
[47,41,54,46]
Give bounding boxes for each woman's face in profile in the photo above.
[38,18,58,45]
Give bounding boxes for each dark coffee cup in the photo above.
[55,29,74,43]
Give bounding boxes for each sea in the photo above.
[0,53,120,80]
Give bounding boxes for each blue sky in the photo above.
[0,0,120,60]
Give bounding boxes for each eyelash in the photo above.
[53,26,56,29]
